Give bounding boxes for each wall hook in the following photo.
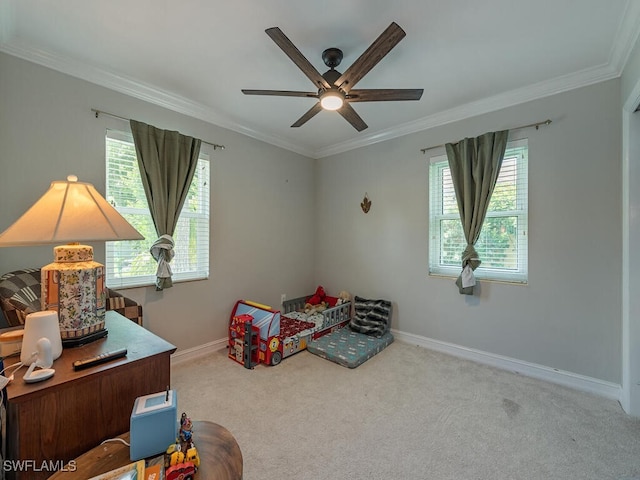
[361,193,371,213]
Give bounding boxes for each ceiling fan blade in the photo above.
[265,27,331,90]
[347,89,424,102]
[334,22,406,93]
[338,103,368,131]
[291,102,323,128]
[242,89,318,98]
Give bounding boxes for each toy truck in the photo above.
[164,412,200,480]
[229,300,314,367]
[165,462,196,480]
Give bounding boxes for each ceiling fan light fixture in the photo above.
[243,24,421,130]
[320,91,344,110]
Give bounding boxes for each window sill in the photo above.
[107,275,209,290]
[428,272,528,287]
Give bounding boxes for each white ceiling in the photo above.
[1,1,640,158]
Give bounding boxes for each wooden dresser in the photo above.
[2,311,176,480]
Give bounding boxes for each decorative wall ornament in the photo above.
[361,193,371,213]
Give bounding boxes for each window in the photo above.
[429,139,528,283]
[105,129,210,289]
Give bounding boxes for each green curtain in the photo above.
[130,120,202,290]
[445,130,508,295]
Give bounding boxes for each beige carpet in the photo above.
[171,342,640,480]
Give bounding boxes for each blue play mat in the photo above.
[307,328,394,368]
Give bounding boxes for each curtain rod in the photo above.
[420,119,552,154]
[91,108,225,150]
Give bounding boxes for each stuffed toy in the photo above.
[304,301,328,315]
[307,285,326,305]
[336,290,351,305]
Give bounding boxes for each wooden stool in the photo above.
[48,420,243,479]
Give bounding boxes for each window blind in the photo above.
[429,138,528,283]
[105,129,210,288]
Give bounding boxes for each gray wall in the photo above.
[316,79,622,383]
[0,52,317,351]
[0,52,625,385]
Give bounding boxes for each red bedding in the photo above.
[280,316,316,338]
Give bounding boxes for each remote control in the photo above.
[72,348,128,371]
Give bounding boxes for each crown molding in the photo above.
[609,0,640,74]
[2,1,638,161]
[312,3,640,158]
[314,62,619,158]
[0,40,315,159]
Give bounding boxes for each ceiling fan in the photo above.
[242,22,424,132]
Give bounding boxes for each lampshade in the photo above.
[0,175,144,246]
[320,90,344,111]
[0,175,144,346]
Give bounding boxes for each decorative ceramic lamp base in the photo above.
[41,244,107,347]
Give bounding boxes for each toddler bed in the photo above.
[307,296,394,368]
[282,294,351,336]
[277,291,352,362]
[229,291,351,368]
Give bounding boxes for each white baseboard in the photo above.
[391,329,622,402]
[172,329,622,403]
[170,338,228,366]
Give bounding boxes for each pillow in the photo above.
[349,296,392,337]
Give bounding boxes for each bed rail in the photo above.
[282,295,308,314]
[282,295,351,331]
[322,301,351,329]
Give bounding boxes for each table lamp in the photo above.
[0,175,144,346]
